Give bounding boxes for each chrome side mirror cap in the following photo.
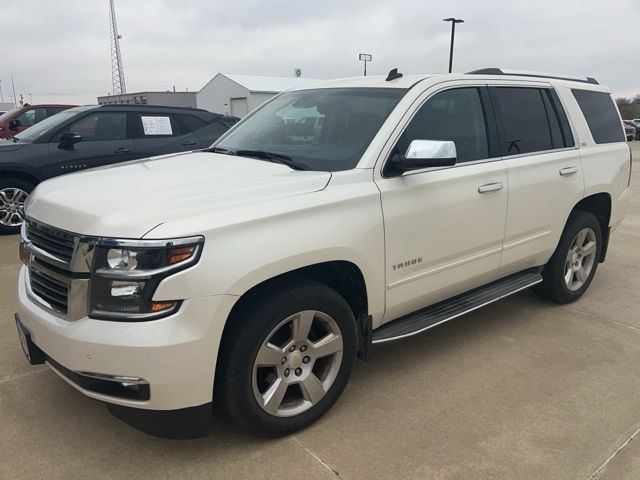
[386,140,457,176]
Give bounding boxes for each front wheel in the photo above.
[0,177,34,235]
[536,211,602,304]
[216,278,357,436]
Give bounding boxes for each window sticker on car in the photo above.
[141,116,172,135]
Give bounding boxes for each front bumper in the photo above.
[17,266,238,412]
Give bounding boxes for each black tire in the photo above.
[0,177,35,235]
[535,211,603,304]
[215,277,357,437]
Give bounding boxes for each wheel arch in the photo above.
[0,169,41,187]
[220,260,372,363]
[571,192,612,262]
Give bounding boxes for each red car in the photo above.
[0,104,76,139]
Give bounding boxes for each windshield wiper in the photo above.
[235,150,307,171]
[205,146,307,170]
[205,146,236,154]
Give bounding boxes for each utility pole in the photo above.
[443,18,464,73]
[108,0,126,94]
[0,80,3,102]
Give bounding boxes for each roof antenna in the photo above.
[386,68,403,81]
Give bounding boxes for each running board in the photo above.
[372,270,543,345]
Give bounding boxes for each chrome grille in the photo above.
[21,219,82,318]
[25,220,75,263]
[28,268,70,314]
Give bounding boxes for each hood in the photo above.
[26,151,332,238]
[0,138,25,151]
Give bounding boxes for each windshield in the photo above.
[14,110,80,142]
[213,88,407,171]
[0,108,20,122]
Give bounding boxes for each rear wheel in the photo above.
[536,211,602,304]
[0,177,34,235]
[216,278,357,436]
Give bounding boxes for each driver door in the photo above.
[375,83,509,322]
[46,111,135,177]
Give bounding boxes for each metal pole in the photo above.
[364,60,367,76]
[448,21,455,73]
[0,80,3,102]
[11,75,17,108]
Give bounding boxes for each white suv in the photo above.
[15,68,632,438]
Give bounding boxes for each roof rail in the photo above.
[466,67,599,85]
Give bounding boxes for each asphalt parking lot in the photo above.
[1,143,639,480]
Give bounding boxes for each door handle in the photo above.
[113,147,132,154]
[181,140,198,146]
[559,166,578,176]
[478,182,504,193]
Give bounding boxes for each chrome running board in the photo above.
[372,270,543,345]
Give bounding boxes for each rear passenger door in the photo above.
[132,112,201,158]
[489,84,583,273]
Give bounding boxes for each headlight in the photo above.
[89,236,204,321]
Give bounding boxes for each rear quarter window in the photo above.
[572,89,625,144]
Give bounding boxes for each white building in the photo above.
[196,73,319,118]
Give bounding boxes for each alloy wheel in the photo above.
[564,227,597,291]
[0,188,29,227]
[252,310,343,417]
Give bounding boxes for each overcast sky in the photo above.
[1,0,639,107]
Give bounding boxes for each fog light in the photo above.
[110,281,144,298]
[107,249,138,270]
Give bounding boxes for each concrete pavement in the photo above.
[1,143,639,480]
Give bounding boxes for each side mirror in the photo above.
[58,131,82,149]
[390,140,457,175]
[8,119,21,130]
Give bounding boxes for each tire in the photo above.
[535,211,602,304]
[0,177,34,235]
[216,277,358,437]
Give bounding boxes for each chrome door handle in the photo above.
[559,166,578,176]
[478,182,504,193]
[113,147,132,154]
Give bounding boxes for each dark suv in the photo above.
[0,104,238,234]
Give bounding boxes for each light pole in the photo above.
[359,53,372,76]
[443,18,464,73]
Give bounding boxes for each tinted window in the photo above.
[67,113,127,141]
[47,107,68,116]
[393,87,489,163]
[493,87,560,155]
[573,90,625,144]
[16,107,47,126]
[179,114,207,132]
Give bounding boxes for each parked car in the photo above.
[0,104,76,139]
[0,104,238,233]
[633,119,640,139]
[623,120,636,141]
[15,69,631,438]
